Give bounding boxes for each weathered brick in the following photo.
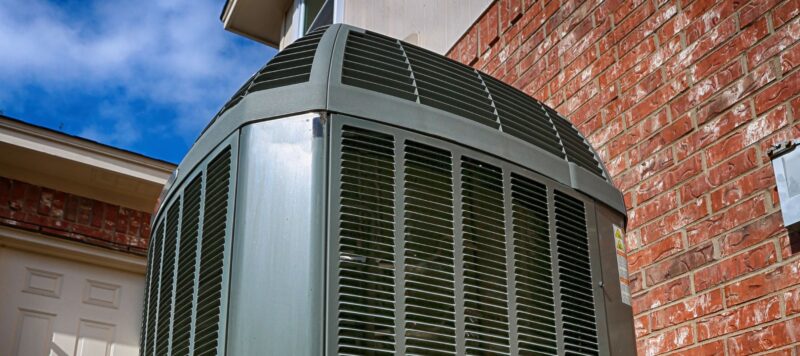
[649,289,723,330]
[696,295,781,340]
[645,242,715,286]
[676,103,752,160]
[478,3,499,53]
[671,61,743,116]
[726,259,800,306]
[754,69,800,114]
[628,232,684,272]
[637,325,693,356]
[709,165,774,212]
[637,154,702,204]
[747,17,800,68]
[694,242,777,291]
[668,340,724,356]
[717,211,784,255]
[727,317,800,355]
[629,191,679,230]
[632,276,692,315]
[774,0,800,27]
[635,314,650,337]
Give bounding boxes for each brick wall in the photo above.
[0,177,152,255]
[449,0,800,354]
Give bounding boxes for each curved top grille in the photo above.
[197,24,623,214]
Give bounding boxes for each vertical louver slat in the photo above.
[156,201,180,355]
[554,191,599,355]
[172,176,202,356]
[337,126,397,355]
[402,141,456,355]
[194,147,232,356]
[143,222,164,356]
[342,31,417,101]
[460,157,510,355]
[248,31,323,92]
[405,46,499,129]
[481,76,566,160]
[510,174,558,354]
[544,106,605,178]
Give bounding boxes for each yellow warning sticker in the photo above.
[613,224,631,306]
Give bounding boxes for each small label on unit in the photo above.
[613,224,631,306]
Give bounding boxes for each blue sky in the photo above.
[0,0,276,163]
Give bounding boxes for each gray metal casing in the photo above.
[141,24,635,356]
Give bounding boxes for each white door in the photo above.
[0,246,144,356]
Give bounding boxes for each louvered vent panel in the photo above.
[249,31,323,92]
[554,191,599,355]
[460,157,510,355]
[172,176,202,356]
[403,141,456,355]
[510,174,558,354]
[404,45,499,129]
[337,126,397,355]
[342,31,417,101]
[194,147,232,356]
[143,222,164,356]
[482,76,566,159]
[545,106,604,178]
[155,202,180,355]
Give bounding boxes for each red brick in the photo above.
[631,114,693,164]
[784,287,800,315]
[640,197,707,244]
[739,0,781,27]
[727,317,800,355]
[725,259,800,306]
[780,41,800,73]
[709,166,775,212]
[634,314,650,337]
[668,340,724,356]
[637,325,693,356]
[630,75,688,124]
[676,103,752,160]
[748,17,800,68]
[706,147,759,185]
[460,27,479,65]
[694,242,778,291]
[683,1,735,45]
[629,191,679,230]
[689,17,769,83]
[755,69,800,114]
[717,211,784,255]
[632,276,692,315]
[666,15,737,77]
[696,296,782,340]
[774,0,800,27]
[479,3,499,54]
[636,154,703,204]
[671,62,743,116]
[687,195,768,246]
[500,0,522,31]
[650,289,723,331]
[696,62,777,123]
[621,3,676,55]
[628,232,684,272]
[645,242,715,286]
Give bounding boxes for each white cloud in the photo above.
[0,0,272,145]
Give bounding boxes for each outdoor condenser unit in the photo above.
[139,24,635,356]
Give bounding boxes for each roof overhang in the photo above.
[220,0,291,48]
[0,116,176,212]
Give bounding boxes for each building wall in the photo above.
[0,177,151,255]
[341,0,493,53]
[449,0,800,354]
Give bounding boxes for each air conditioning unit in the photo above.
[139,24,635,356]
